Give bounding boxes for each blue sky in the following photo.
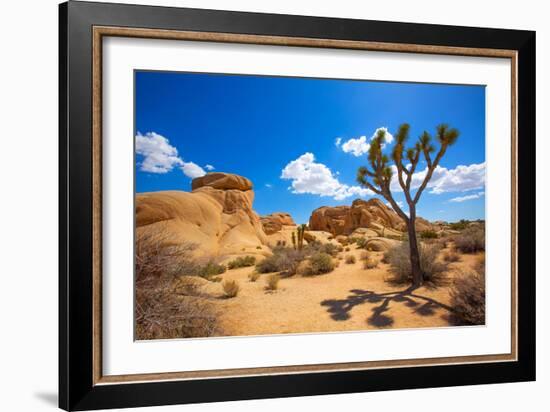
[135,71,485,224]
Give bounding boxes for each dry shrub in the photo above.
[345,247,351,252]
[420,230,438,240]
[266,274,280,291]
[248,271,260,282]
[135,227,221,340]
[227,255,256,269]
[300,252,335,276]
[345,255,356,264]
[450,262,485,325]
[454,226,485,253]
[355,238,368,249]
[222,280,240,298]
[442,250,461,262]
[385,241,448,285]
[256,247,305,276]
[360,250,370,261]
[363,258,379,270]
[196,260,227,279]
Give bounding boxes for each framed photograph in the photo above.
[59,1,535,410]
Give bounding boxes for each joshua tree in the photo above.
[357,123,459,287]
[296,224,307,251]
[291,232,297,250]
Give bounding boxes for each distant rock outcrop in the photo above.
[260,212,295,235]
[309,198,432,236]
[136,172,269,258]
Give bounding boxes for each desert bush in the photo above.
[420,230,438,240]
[449,219,469,231]
[197,260,227,279]
[454,226,485,253]
[227,255,256,269]
[442,250,461,262]
[385,241,448,285]
[345,247,350,252]
[248,271,260,282]
[265,274,280,291]
[355,237,368,249]
[450,265,485,325]
[256,247,305,276]
[345,255,356,264]
[360,250,371,261]
[300,252,335,276]
[256,246,262,250]
[135,228,198,283]
[222,280,240,298]
[363,258,379,270]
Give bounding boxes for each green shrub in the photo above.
[449,219,469,231]
[345,255,356,264]
[266,274,280,291]
[385,241,448,285]
[222,279,240,298]
[454,226,485,253]
[227,255,256,269]
[197,260,226,279]
[420,230,438,240]
[300,252,335,276]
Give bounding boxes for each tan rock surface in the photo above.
[260,212,295,235]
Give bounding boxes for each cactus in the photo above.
[291,232,297,250]
[296,223,307,250]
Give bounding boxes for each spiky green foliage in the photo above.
[291,231,297,250]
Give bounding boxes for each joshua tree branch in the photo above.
[413,145,447,204]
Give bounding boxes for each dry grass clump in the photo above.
[222,280,240,298]
[420,230,438,240]
[363,258,379,270]
[355,238,369,249]
[265,274,280,291]
[135,228,221,339]
[248,271,260,282]
[345,255,356,264]
[385,241,448,285]
[450,257,485,325]
[345,247,351,252]
[454,226,485,253]
[300,252,335,276]
[442,250,461,262]
[227,255,256,269]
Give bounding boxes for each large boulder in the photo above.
[309,198,433,236]
[260,212,295,235]
[136,172,269,258]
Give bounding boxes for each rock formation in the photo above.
[136,172,269,258]
[309,198,432,236]
[260,212,295,235]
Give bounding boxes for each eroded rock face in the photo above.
[136,172,268,258]
[309,198,432,236]
[260,212,296,235]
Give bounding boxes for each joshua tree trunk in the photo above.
[406,209,422,287]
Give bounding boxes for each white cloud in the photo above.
[335,137,342,147]
[205,164,215,171]
[265,183,273,188]
[181,161,206,179]
[390,162,485,194]
[341,136,370,157]
[135,132,183,173]
[449,191,485,203]
[386,200,405,209]
[281,152,373,201]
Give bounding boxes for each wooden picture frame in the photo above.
[59,1,535,410]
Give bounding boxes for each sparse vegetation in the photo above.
[420,230,438,240]
[363,258,379,270]
[300,252,335,276]
[135,228,221,339]
[256,246,306,276]
[227,255,256,269]
[385,241,448,285]
[454,226,485,253]
[197,260,227,279]
[450,259,485,325]
[355,237,368,249]
[345,247,350,252]
[222,280,240,298]
[345,255,356,264]
[266,274,280,291]
[442,250,461,262]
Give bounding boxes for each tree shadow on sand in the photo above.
[320,286,453,328]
